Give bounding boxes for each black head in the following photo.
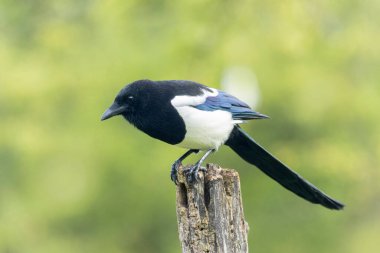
[101,79,154,121]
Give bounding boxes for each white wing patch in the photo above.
[170,87,218,107]
[171,87,234,150]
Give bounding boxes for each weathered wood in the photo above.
[175,163,249,253]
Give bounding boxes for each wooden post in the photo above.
[175,163,249,253]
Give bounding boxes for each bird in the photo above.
[101,79,344,210]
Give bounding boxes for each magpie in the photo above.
[101,79,344,210]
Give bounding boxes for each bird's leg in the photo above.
[171,149,199,184]
[187,149,215,183]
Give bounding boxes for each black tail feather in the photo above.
[225,126,344,210]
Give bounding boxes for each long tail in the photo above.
[225,126,344,210]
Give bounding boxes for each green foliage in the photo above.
[1,0,379,252]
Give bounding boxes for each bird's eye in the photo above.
[128,96,134,100]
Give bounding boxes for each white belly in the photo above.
[174,106,235,150]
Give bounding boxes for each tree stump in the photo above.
[175,163,249,253]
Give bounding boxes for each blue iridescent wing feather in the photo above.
[194,91,268,121]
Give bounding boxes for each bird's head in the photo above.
[101,80,149,121]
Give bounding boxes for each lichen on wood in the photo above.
[175,164,249,253]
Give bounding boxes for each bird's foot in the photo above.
[184,163,207,183]
[170,160,182,185]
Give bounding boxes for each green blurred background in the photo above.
[1,0,379,252]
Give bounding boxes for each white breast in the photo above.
[171,88,235,150]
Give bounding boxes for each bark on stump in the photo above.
[175,163,249,253]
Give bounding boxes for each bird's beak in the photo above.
[101,103,127,121]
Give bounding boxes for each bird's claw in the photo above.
[170,160,182,185]
[184,164,206,183]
